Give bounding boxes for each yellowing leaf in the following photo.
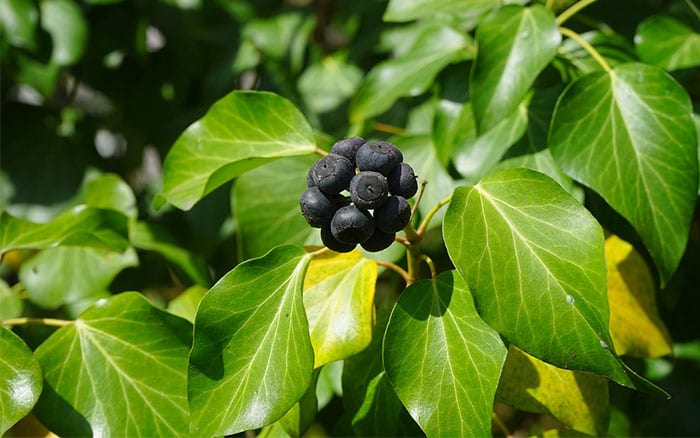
[303,250,377,368]
[496,346,609,436]
[606,235,672,358]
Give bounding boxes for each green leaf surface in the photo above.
[19,246,138,309]
[443,168,632,386]
[0,279,22,320]
[188,245,314,436]
[303,250,377,368]
[159,91,316,210]
[232,155,320,260]
[636,15,700,71]
[33,293,192,437]
[350,24,472,123]
[0,327,42,435]
[493,149,579,200]
[279,371,318,437]
[298,55,363,114]
[470,5,560,132]
[83,173,137,218]
[40,0,88,66]
[383,271,507,437]
[0,207,130,253]
[549,63,698,285]
[167,285,207,323]
[0,0,38,50]
[383,0,497,22]
[556,31,637,78]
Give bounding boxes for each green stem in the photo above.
[416,195,452,237]
[373,122,407,136]
[309,247,330,257]
[410,180,428,222]
[545,0,554,11]
[314,147,328,157]
[376,260,413,285]
[685,0,700,22]
[556,0,598,25]
[419,254,437,279]
[560,27,612,72]
[2,317,73,327]
[492,411,512,437]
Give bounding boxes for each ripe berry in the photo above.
[360,228,396,252]
[309,153,355,194]
[299,187,336,228]
[330,205,374,244]
[373,195,411,233]
[355,141,403,176]
[330,137,366,166]
[388,162,418,198]
[349,171,389,210]
[321,226,355,253]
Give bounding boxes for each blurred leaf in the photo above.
[167,285,207,323]
[383,0,497,22]
[13,54,61,98]
[159,91,316,210]
[550,63,698,286]
[40,0,88,66]
[351,24,472,123]
[432,99,464,167]
[303,250,377,368]
[33,293,192,437]
[443,168,631,386]
[298,55,363,114]
[0,0,38,50]
[605,235,672,358]
[232,155,320,261]
[0,327,43,435]
[556,31,637,78]
[243,12,310,61]
[83,173,137,218]
[470,5,560,132]
[0,279,22,319]
[0,207,130,253]
[383,271,507,436]
[636,15,700,71]
[188,245,314,436]
[19,246,137,309]
[496,346,610,436]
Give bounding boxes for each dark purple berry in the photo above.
[355,141,403,176]
[330,205,375,244]
[321,227,355,253]
[373,196,411,233]
[299,187,336,228]
[309,153,355,194]
[388,162,418,198]
[360,228,396,252]
[330,137,366,165]
[349,171,389,210]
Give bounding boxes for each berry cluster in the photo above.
[300,137,418,253]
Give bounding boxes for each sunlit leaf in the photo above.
[83,173,137,218]
[279,371,318,437]
[383,0,498,22]
[636,15,700,71]
[167,285,207,323]
[40,0,88,65]
[0,279,22,319]
[493,149,580,200]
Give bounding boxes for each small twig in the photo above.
[376,260,413,285]
[545,0,554,11]
[309,247,330,257]
[2,317,73,328]
[416,195,452,237]
[419,254,437,278]
[410,180,428,222]
[685,0,700,22]
[314,147,328,157]
[559,27,612,72]
[373,122,407,136]
[556,0,598,25]
[492,411,512,437]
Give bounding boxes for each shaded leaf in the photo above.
[40,0,88,66]
[0,0,38,50]
[0,327,42,435]
[383,270,507,437]
[298,55,363,114]
[384,0,497,23]
[550,63,698,285]
[636,15,700,71]
[188,245,314,436]
[279,371,318,437]
[159,91,316,210]
[556,31,637,78]
[33,293,192,437]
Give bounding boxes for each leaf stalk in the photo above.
[2,317,73,327]
[559,27,612,72]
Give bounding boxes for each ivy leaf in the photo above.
[40,0,88,66]
[0,279,22,319]
[549,63,698,285]
[470,5,560,132]
[383,0,498,23]
[82,173,137,218]
[303,250,377,368]
[158,91,316,210]
[443,168,632,386]
[188,245,314,436]
[635,15,700,72]
[0,0,38,50]
[383,270,507,436]
[496,346,610,436]
[556,31,637,78]
[0,328,43,435]
[350,24,472,123]
[298,55,363,114]
[493,149,580,200]
[606,235,672,358]
[33,292,192,437]
[279,371,318,437]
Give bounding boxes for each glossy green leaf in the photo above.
[167,285,207,323]
[188,245,314,436]
[19,246,138,309]
[383,270,507,436]
[232,155,320,260]
[0,279,22,319]
[0,0,38,50]
[383,0,497,22]
[549,63,698,285]
[350,24,472,123]
[279,371,318,437]
[298,55,363,114]
[303,250,377,368]
[159,91,316,210]
[470,5,560,132]
[0,327,42,435]
[0,207,130,253]
[493,149,579,200]
[556,31,636,78]
[636,15,700,71]
[40,0,88,66]
[33,293,192,437]
[443,168,631,386]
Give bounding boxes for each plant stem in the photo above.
[309,247,330,257]
[417,195,452,237]
[314,147,328,157]
[376,260,413,285]
[560,27,612,72]
[545,0,554,11]
[373,122,407,136]
[2,317,73,328]
[410,180,428,222]
[492,411,512,437]
[556,0,598,25]
[419,254,437,278]
[685,0,700,22]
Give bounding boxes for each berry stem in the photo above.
[409,180,428,222]
[373,122,407,136]
[376,260,413,285]
[416,195,452,237]
[559,27,611,72]
[314,147,328,157]
[308,247,331,257]
[419,254,437,279]
[556,0,598,25]
[1,317,73,328]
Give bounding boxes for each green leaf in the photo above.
[0,0,38,50]
[33,293,192,437]
[298,55,363,114]
[493,149,580,200]
[167,285,207,323]
[556,31,637,78]
[188,245,314,436]
[0,327,42,435]
[0,207,130,253]
[40,0,88,66]
[19,246,138,309]
[549,63,698,285]
[0,279,22,319]
[159,91,316,210]
[303,250,377,368]
[350,24,472,123]
[443,168,635,386]
[383,0,498,22]
[232,156,320,260]
[279,371,318,437]
[83,173,137,218]
[636,15,700,71]
[383,270,507,436]
[470,5,560,132]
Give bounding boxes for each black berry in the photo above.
[321,226,355,253]
[330,205,374,244]
[349,171,389,210]
[388,162,418,198]
[355,141,403,176]
[373,196,411,233]
[299,187,336,228]
[330,137,365,165]
[309,153,355,194]
[360,228,396,252]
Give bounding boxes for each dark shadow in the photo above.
[33,380,92,437]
